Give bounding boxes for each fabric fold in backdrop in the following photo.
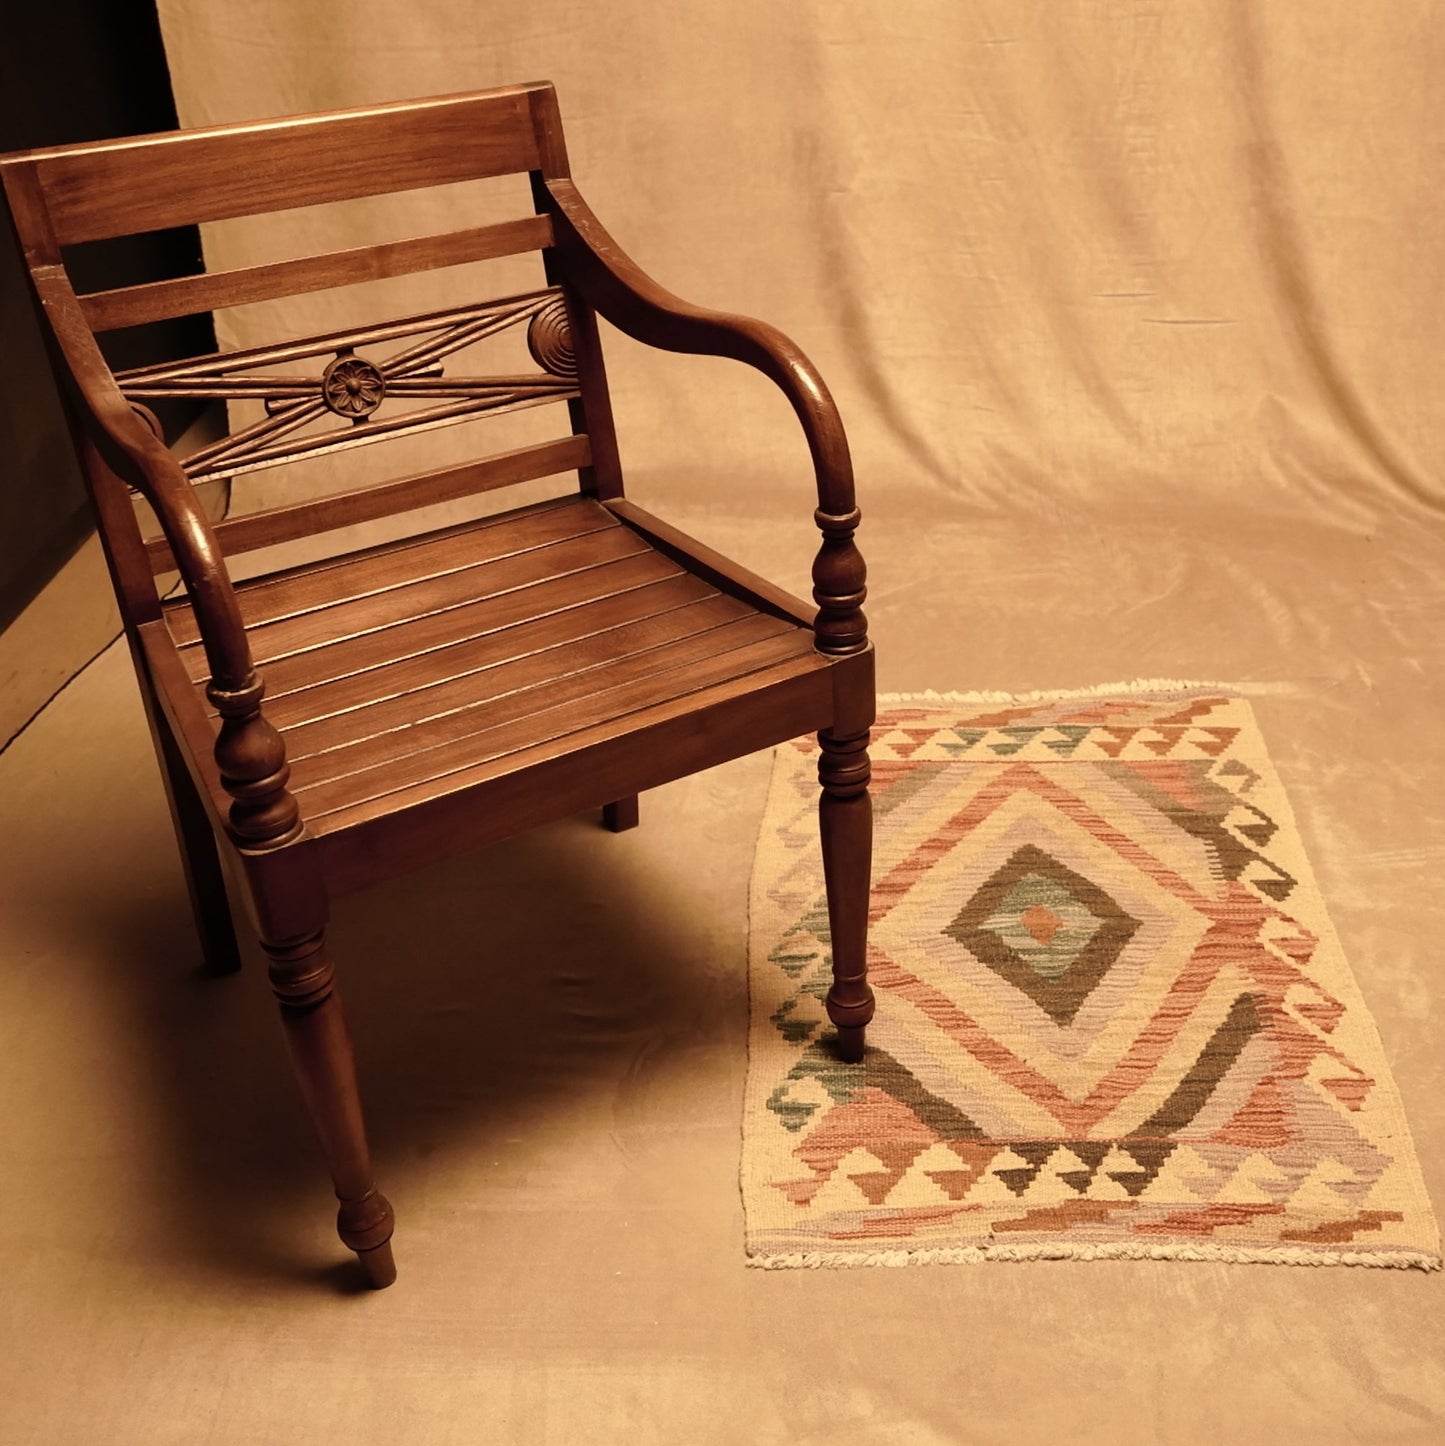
[743,692,1438,1269]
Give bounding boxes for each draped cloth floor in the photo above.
[2,3,1443,1442]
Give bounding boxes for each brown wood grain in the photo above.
[134,621,233,820]
[166,497,622,649]
[182,385,578,485]
[266,572,723,738]
[313,654,836,877]
[247,552,686,703]
[118,289,558,382]
[819,726,876,1062]
[82,216,554,331]
[298,623,817,820]
[284,592,769,780]
[146,435,591,572]
[605,499,815,627]
[32,87,544,244]
[187,529,652,678]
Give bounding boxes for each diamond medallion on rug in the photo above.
[742,694,1439,1268]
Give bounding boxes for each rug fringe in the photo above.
[747,1242,1442,1270]
[879,678,1294,704]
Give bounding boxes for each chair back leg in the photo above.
[602,795,640,832]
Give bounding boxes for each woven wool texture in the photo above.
[744,696,1439,1268]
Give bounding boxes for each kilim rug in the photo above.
[743,691,1439,1269]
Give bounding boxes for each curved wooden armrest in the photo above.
[541,178,856,520]
[541,180,868,656]
[38,268,301,846]
[37,268,250,688]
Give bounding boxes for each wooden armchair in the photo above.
[0,82,874,1289]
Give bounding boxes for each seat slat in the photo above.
[180,527,651,681]
[313,653,840,893]
[255,552,687,705]
[167,498,619,651]
[311,649,833,852]
[82,216,555,332]
[167,493,576,643]
[284,588,758,767]
[267,569,718,737]
[33,87,543,245]
[293,619,810,817]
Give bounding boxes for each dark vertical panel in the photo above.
[0,0,216,630]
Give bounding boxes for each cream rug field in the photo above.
[743,692,1439,1269]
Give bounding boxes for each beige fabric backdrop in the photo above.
[154,0,1445,530]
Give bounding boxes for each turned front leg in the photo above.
[818,728,875,1063]
[264,930,396,1288]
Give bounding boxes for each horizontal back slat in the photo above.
[145,435,592,573]
[31,87,544,245]
[118,288,557,381]
[81,216,555,331]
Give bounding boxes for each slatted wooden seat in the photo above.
[1,82,874,1289]
[153,495,833,887]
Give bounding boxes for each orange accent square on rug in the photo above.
[743,694,1439,1268]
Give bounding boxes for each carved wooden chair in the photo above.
[0,82,873,1288]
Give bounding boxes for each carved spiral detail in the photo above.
[321,354,386,418]
[526,297,578,378]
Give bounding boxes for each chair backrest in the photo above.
[0,82,622,603]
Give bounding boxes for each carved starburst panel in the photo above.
[116,288,580,482]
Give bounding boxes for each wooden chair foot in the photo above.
[354,1238,397,1289]
[602,795,639,832]
[833,1024,867,1064]
[197,924,243,977]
